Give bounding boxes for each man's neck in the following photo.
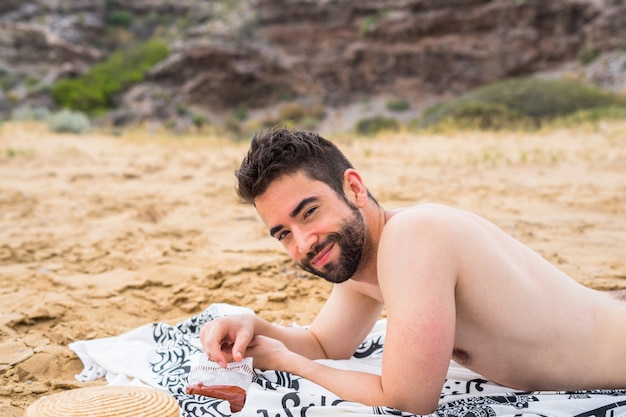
[350,202,391,286]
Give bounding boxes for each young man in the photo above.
[200,127,626,415]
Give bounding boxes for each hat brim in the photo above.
[26,385,179,417]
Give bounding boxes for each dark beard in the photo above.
[299,204,367,284]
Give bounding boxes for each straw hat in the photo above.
[26,385,180,417]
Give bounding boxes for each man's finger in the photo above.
[201,322,230,366]
[231,329,254,362]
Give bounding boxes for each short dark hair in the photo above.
[235,127,355,205]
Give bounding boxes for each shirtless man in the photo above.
[200,127,626,415]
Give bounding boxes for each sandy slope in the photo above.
[1,121,625,416]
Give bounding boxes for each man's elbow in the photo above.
[404,402,438,416]
[328,350,355,360]
[392,403,439,416]
[309,332,356,360]
[388,394,439,416]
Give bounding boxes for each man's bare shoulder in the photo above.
[388,203,476,220]
[384,203,481,241]
[380,203,518,277]
[377,204,470,286]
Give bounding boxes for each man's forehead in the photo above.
[255,173,331,218]
[264,171,325,195]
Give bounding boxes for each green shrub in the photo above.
[52,38,170,115]
[11,105,50,121]
[176,103,189,116]
[298,116,319,131]
[278,102,308,122]
[232,108,248,121]
[106,11,134,28]
[578,46,601,65]
[47,109,91,134]
[420,77,626,129]
[192,114,208,129]
[264,102,327,130]
[355,116,400,136]
[386,98,410,112]
[435,101,534,131]
[550,106,626,126]
[162,120,174,130]
[11,106,31,121]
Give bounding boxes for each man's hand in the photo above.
[246,335,296,371]
[200,314,256,367]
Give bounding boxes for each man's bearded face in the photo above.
[299,203,366,284]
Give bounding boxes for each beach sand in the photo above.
[1,121,625,416]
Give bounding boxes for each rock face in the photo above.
[0,23,100,69]
[162,0,624,108]
[0,0,624,123]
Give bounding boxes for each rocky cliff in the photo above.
[1,0,624,129]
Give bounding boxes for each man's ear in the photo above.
[343,169,369,207]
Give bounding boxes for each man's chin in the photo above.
[324,275,351,284]
[300,264,349,284]
[317,269,351,284]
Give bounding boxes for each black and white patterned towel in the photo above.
[69,303,626,417]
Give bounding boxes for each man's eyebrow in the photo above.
[268,196,319,237]
[291,196,319,218]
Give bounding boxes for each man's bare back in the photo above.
[411,204,626,391]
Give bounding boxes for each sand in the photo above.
[1,121,625,416]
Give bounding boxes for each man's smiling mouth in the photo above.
[311,242,334,267]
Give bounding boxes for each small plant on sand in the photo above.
[192,114,208,130]
[11,105,50,121]
[47,109,91,134]
[386,98,410,112]
[550,106,626,127]
[259,102,326,131]
[355,116,400,136]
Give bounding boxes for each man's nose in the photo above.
[294,229,316,255]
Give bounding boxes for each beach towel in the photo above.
[69,303,626,417]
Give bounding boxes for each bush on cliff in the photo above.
[355,116,400,136]
[419,77,626,130]
[52,39,170,115]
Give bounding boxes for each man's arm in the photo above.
[375,209,457,413]
[201,279,383,366]
[307,279,384,359]
[200,312,324,366]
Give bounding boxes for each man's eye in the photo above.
[277,230,290,241]
[304,207,317,219]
